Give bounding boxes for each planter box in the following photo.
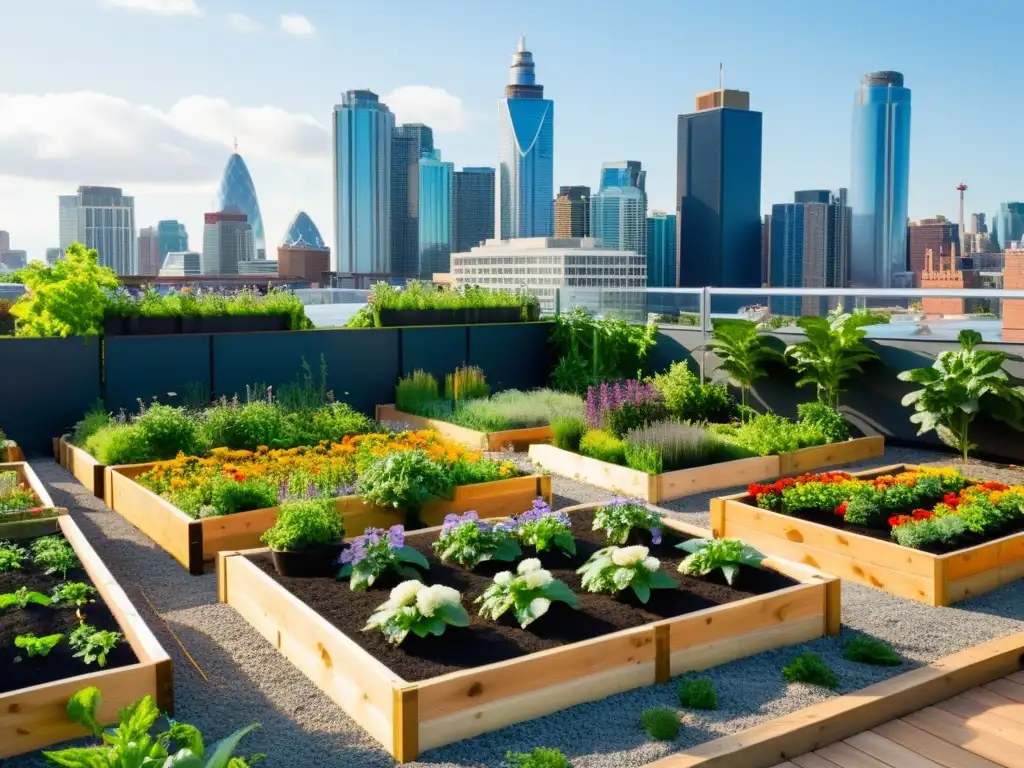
[710,463,1024,606]
[376,405,553,452]
[218,506,839,763]
[105,463,553,575]
[375,307,523,328]
[0,509,173,759]
[58,435,106,498]
[528,436,885,503]
[179,315,289,334]
[1,441,24,462]
[1,460,55,510]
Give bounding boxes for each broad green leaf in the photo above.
[541,580,578,607]
[437,602,470,627]
[675,538,709,554]
[394,546,429,570]
[40,747,110,767]
[553,532,577,556]
[67,686,103,737]
[648,571,678,589]
[202,724,260,768]
[721,564,740,586]
[631,582,651,603]
[166,722,205,757]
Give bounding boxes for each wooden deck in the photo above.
[774,671,1024,768]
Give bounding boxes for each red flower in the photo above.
[981,481,1009,492]
[233,472,246,482]
[943,492,962,507]
[888,514,913,528]
[912,509,934,521]
[834,501,848,517]
[30,507,42,515]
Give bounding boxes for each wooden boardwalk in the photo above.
[773,671,1024,768]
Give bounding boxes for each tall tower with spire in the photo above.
[496,36,554,240]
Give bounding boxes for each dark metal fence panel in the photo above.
[104,335,212,415]
[468,322,552,392]
[400,327,468,382]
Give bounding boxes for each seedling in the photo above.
[68,623,122,667]
[51,581,97,607]
[15,632,64,658]
[0,586,53,610]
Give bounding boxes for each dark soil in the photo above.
[248,509,799,682]
[0,535,139,693]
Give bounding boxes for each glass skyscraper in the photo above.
[452,167,495,253]
[591,161,647,256]
[647,211,676,287]
[994,202,1024,249]
[497,36,554,239]
[333,90,395,275]
[282,211,326,250]
[215,151,266,260]
[850,71,911,288]
[391,123,435,279]
[417,150,454,280]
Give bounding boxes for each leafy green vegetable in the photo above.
[702,320,782,411]
[68,623,122,667]
[0,540,28,572]
[15,632,64,657]
[51,581,98,607]
[676,538,764,585]
[31,535,80,578]
[0,586,52,609]
[786,308,878,409]
[577,545,675,604]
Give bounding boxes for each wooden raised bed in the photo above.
[528,436,885,503]
[375,404,553,452]
[711,463,1024,606]
[0,508,173,759]
[218,505,840,763]
[105,463,553,575]
[1,460,55,510]
[1,442,24,462]
[57,435,106,499]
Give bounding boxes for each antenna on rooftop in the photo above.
[719,62,723,90]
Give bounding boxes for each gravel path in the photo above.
[6,448,1024,768]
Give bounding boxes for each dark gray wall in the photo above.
[105,335,212,414]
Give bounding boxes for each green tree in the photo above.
[785,307,879,409]
[10,243,118,337]
[703,319,781,411]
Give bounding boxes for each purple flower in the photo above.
[650,527,663,546]
[493,519,519,534]
[338,538,367,565]
[388,525,405,549]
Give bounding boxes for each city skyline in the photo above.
[2,0,1023,262]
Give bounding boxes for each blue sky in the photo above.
[1,0,1021,260]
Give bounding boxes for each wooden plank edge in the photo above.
[393,687,419,763]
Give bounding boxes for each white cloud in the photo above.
[279,13,315,37]
[383,86,476,133]
[102,0,203,16]
[225,12,261,33]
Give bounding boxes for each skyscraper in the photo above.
[994,202,1024,249]
[391,123,435,279]
[333,90,395,275]
[0,232,9,252]
[796,188,851,290]
[417,150,454,279]
[675,89,762,291]
[554,186,590,238]
[215,149,266,260]
[970,213,987,235]
[591,161,647,256]
[452,167,495,254]
[201,212,252,275]
[497,36,554,240]
[59,186,136,274]
[45,248,62,264]
[157,220,188,261]
[647,211,676,288]
[850,71,911,288]
[137,226,160,276]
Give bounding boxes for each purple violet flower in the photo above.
[650,527,663,546]
[388,524,405,549]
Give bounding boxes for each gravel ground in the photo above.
[5,448,1024,768]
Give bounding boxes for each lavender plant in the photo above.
[592,498,663,546]
[577,545,676,603]
[586,379,665,437]
[476,558,578,628]
[496,499,576,557]
[337,525,430,590]
[433,511,522,568]
[364,581,469,645]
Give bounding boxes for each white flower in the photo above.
[389,580,422,607]
[416,584,462,617]
[517,558,542,574]
[611,545,649,567]
[493,571,514,586]
[643,557,661,572]
[523,568,553,589]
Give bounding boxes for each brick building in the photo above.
[919,248,980,315]
[907,218,959,285]
[1003,250,1024,342]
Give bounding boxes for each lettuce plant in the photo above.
[364,580,469,645]
[577,545,676,603]
[15,632,64,658]
[68,623,122,667]
[51,581,98,607]
[0,586,52,609]
[433,511,521,568]
[476,558,578,628]
[676,538,765,586]
[31,535,80,578]
[337,525,429,590]
[497,499,576,557]
[592,499,663,546]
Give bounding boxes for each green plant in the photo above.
[202,401,290,451]
[337,525,429,590]
[260,498,344,552]
[841,495,884,526]
[551,415,587,452]
[446,365,490,403]
[133,404,210,460]
[797,401,850,443]
[782,652,839,689]
[433,511,522,568]
[503,500,576,557]
[0,540,28,571]
[356,450,453,509]
[713,412,828,456]
[71,401,113,447]
[395,370,441,414]
[891,514,967,550]
[786,308,879,409]
[640,707,681,741]
[51,581,98,607]
[843,637,901,666]
[31,535,80,578]
[503,747,571,768]
[68,623,122,667]
[448,389,585,432]
[578,429,627,465]
[0,586,52,609]
[678,677,718,710]
[676,538,764,585]
[15,632,64,658]
[550,307,658,394]
[275,355,331,411]
[84,423,153,466]
[624,421,754,473]
[577,545,675,603]
[899,329,1024,461]
[207,477,278,517]
[364,580,469,645]
[652,362,738,423]
[477,558,578,628]
[592,499,663,545]
[703,320,782,410]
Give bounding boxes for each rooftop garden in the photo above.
[347,281,541,328]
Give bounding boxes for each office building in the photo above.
[971,213,987,234]
[137,226,160,276]
[216,148,266,260]
[391,123,435,279]
[333,90,394,275]
[907,218,959,283]
[675,88,762,296]
[201,211,252,275]
[58,186,136,274]
[45,247,63,264]
[158,220,188,260]
[497,37,554,239]
[796,188,851,290]
[761,214,772,286]
[554,186,590,239]
[417,149,453,279]
[451,237,645,314]
[0,232,8,252]
[452,167,495,254]
[0,251,28,269]
[994,202,1024,251]
[159,251,202,277]
[592,162,647,258]
[647,211,676,288]
[238,260,278,275]
[850,72,912,287]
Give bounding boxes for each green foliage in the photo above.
[842,495,885,527]
[356,450,453,509]
[51,581,97,607]
[446,365,490,402]
[109,285,312,329]
[433,511,522,568]
[364,581,469,645]
[362,280,531,315]
[843,637,902,667]
[337,526,429,590]
[395,370,440,414]
[10,243,119,337]
[447,389,585,432]
[891,515,967,550]
[652,362,738,423]
[503,747,571,768]
[578,429,627,465]
[624,421,754,474]
[551,415,587,452]
[786,308,879,409]
[68,623,122,667]
[0,471,36,512]
[0,540,28,571]
[676,538,764,585]
[578,545,676,603]
[0,586,52,609]
[703,320,782,409]
[678,677,718,710]
[260,498,344,552]
[592,499,662,545]
[208,478,278,517]
[782,652,839,689]
[83,423,151,466]
[476,559,578,629]
[273,355,332,410]
[133,404,209,460]
[550,307,657,395]
[899,329,1024,461]
[202,401,290,451]
[713,412,830,456]
[640,707,681,741]
[71,401,112,447]
[797,402,851,444]
[15,632,64,658]
[31,535,80,578]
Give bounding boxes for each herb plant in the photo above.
[503,747,571,768]
[15,632,64,658]
[260,498,344,552]
[364,581,469,645]
[782,652,839,689]
[640,707,681,741]
[577,545,676,603]
[0,586,52,609]
[337,525,429,590]
[476,559,578,629]
[678,678,718,710]
[68,623,123,667]
[498,499,576,557]
[843,637,902,667]
[551,415,587,452]
[51,581,98,607]
[31,535,80,578]
[355,449,453,509]
[0,540,27,571]
[433,511,522,568]
[676,538,765,586]
[592,499,663,545]
[652,362,738,424]
[786,309,879,409]
[703,320,782,411]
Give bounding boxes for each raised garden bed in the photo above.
[2,441,23,463]
[218,503,839,763]
[103,314,289,336]
[2,460,55,511]
[376,307,532,327]
[57,435,106,498]
[106,463,552,575]
[528,436,885,503]
[376,404,553,452]
[710,463,1024,606]
[0,509,172,759]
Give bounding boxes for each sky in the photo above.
[2,0,1023,261]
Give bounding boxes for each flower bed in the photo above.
[1,461,55,515]
[218,502,839,762]
[376,404,554,452]
[0,509,172,758]
[711,463,1024,605]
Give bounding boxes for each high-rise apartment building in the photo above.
[333,90,395,275]
[554,186,590,239]
[497,37,554,239]
[58,186,136,274]
[971,213,987,234]
[391,123,435,279]
[201,212,252,275]
[417,150,454,279]
[452,167,495,254]
[994,202,1024,249]
[675,88,762,292]
[795,188,851,290]
[850,71,912,288]
[216,149,266,260]
[45,248,63,264]
[647,211,676,288]
[137,226,160,276]
[592,162,647,256]
[907,218,959,282]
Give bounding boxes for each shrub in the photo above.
[503,747,571,768]
[202,401,290,451]
[841,495,884,527]
[715,412,827,456]
[356,450,453,509]
[209,477,278,516]
[624,421,753,473]
[797,402,850,444]
[578,429,626,465]
[678,678,718,710]
[843,637,901,666]
[71,402,112,447]
[551,416,587,452]
[261,498,344,551]
[395,370,440,415]
[782,652,839,689]
[302,402,373,442]
[653,362,737,423]
[132,404,208,460]
[891,514,966,550]
[84,424,151,466]
[640,707,681,741]
[452,389,584,432]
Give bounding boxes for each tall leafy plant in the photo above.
[785,308,879,408]
[703,320,781,410]
[550,307,657,395]
[898,329,1024,461]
